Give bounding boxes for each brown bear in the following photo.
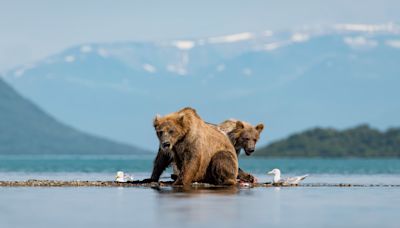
[147,118,264,184]
[217,119,264,183]
[152,107,238,186]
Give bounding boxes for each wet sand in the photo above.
[1,179,399,188]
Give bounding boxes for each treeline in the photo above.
[256,125,400,157]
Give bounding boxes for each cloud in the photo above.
[172,40,195,50]
[343,36,378,48]
[208,32,254,44]
[264,41,288,51]
[292,33,309,42]
[335,23,398,33]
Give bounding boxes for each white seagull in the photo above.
[267,168,308,185]
[115,171,133,183]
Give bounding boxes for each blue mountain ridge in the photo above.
[3,25,400,150]
[0,77,148,154]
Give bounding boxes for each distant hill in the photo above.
[0,78,147,154]
[256,125,400,157]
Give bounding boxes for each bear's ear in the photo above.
[236,121,245,130]
[255,123,264,133]
[181,107,198,115]
[153,114,161,127]
[177,113,185,126]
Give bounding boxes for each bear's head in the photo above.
[153,107,196,151]
[231,121,264,156]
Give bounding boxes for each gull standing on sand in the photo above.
[267,168,308,185]
[115,171,133,183]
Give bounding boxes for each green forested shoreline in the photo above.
[256,125,400,157]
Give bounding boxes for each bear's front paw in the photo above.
[172,179,183,186]
[170,174,178,181]
[239,173,257,183]
[141,178,157,183]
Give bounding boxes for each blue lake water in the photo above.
[0,155,399,228]
[1,154,400,174]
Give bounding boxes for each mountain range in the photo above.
[2,23,400,149]
[0,78,146,154]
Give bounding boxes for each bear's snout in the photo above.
[162,142,171,150]
[245,148,255,155]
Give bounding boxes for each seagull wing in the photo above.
[284,175,308,184]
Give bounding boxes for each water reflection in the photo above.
[153,186,243,227]
[151,185,240,196]
[150,185,286,227]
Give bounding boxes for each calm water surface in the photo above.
[0,186,399,228]
[0,155,399,228]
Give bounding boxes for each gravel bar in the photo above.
[0,180,399,188]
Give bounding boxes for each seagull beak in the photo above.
[267,171,273,175]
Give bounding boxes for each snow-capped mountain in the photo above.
[3,23,400,150]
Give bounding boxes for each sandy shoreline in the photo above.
[0,180,399,188]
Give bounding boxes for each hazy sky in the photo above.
[1,0,400,71]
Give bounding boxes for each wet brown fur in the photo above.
[152,107,238,186]
[218,119,264,183]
